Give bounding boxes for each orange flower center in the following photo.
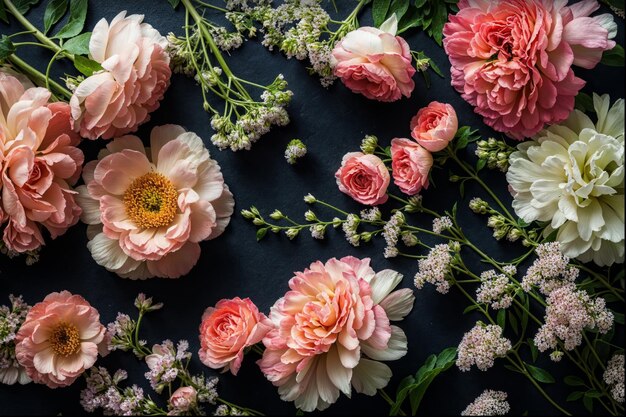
[123,172,178,229]
[50,322,81,357]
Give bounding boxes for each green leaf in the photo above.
[389,0,410,20]
[73,55,102,76]
[435,347,457,368]
[564,376,586,387]
[462,304,479,314]
[13,0,39,14]
[43,0,68,34]
[372,0,392,27]
[53,0,88,39]
[61,32,91,55]
[256,227,268,241]
[527,338,538,363]
[584,390,603,399]
[167,0,180,8]
[504,364,522,374]
[497,309,506,331]
[601,43,624,67]
[0,35,16,61]
[508,310,519,335]
[526,363,556,384]
[602,0,624,11]
[614,312,624,325]
[582,395,593,412]
[575,92,595,112]
[397,5,420,34]
[0,2,8,24]
[475,158,486,172]
[566,391,584,402]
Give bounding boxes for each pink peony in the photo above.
[70,11,171,140]
[335,152,390,206]
[390,139,433,195]
[258,256,415,411]
[168,386,197,414]
[410,102,458,152]
[199,297,272,376]
[331,16,416,102]
[76,124,234,279]
[0,73,83,253]
[14,291,105,388]
[443,0,616,139]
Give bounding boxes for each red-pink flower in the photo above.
[258,257,415,411]
[0,73,83,253]
[199,297,272,376]
[14,291,105,388]
[335,152,390,206]
[70,11,171,140]
[410,102,458,152]
[331,16,415,102]
[390,139,433,195]
[443,0,616,139]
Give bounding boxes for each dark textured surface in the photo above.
[0,1,624,415]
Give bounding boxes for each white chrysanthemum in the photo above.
[507,94,624,266]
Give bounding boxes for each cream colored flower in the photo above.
[507,93,624,266]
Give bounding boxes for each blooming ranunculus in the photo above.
[507,93,624,266]
[335,152,390,205]
[70,11,171,140]
[76,124,235,279]
[258,256,415,412]
[168,386,197,414]
[443,0,616,139]
[199,297,272,375]
[14,291,105,388]
[391,138,433,195]
[331,15,416,102]
[410,102,458,152]
[0,73,83,253]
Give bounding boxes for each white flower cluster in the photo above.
[461,390,510,416]
[414,243,457,294]
[535,285,614,355]
[284,139,307,164]
[457,323,512,372]
[476,270,514,310]
[604,354,624,403]
[209,25,244,51]
[383,212,405,258]
[432,216,453,234]
[521,242,579,295]
[342,213,361,247]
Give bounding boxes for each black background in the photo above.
[0,1,624,415]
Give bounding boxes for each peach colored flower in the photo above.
[14,291,105,388]
[390,139,433,196]
[199,297,272,376]
[70,11,171,140]
[76,125,234,279]
[410,102,458,152]
[0,73,83,253]
[168,386,197,414]
[443,0,616,139]
[258,256,415,412]
[335,152,390,206]
[331,16,415,102]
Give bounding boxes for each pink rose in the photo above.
[15,291,105,388]
[168,386,197,414]
[335,152,390,206]
[390,139,433,196]
[199,297,272,376]
[443,0,616,139]
[410,102,458,152]
[331,16,415,102]
[70,12,171,140]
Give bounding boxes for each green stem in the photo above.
[378,389,406,416]
[7,54,72,100]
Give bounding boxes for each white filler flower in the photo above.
[507,94,624,266]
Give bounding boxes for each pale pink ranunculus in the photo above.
[258,256,415,412]
[168,386,197,414]
[14,291,105,388]
[335,152,390,206]
[331,17,416,102]
[70,11,171,140]
[199,297,272,376]
[0,73,83,253]
[443,0,616,140]
[390,138,433,196]
[410,102,458,152]
[76,124,234,279]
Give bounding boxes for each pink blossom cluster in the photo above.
[80,367,147,415]
[535,285,613,354]
[604,354,624,403]
[457,323,512,372]
[476,270,513,310]
[414,243,455,294]
[145,340,192,393]
[0,295,31,385]
[461,390,510,416]
[522,242,579,295]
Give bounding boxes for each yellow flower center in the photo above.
[50,322,81,357]
[123,172,178,229]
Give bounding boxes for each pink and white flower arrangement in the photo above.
[0,72,83,254]
[410,102,458,152]
[258,256,415,411]
[335,152,390,206]
[76,124,234,279]
[390,138,432,195]
[70,11,171,140]
[443,0,616,139]
[198,297,272,375]
[14,291,105,388]
[331,15,416,102]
